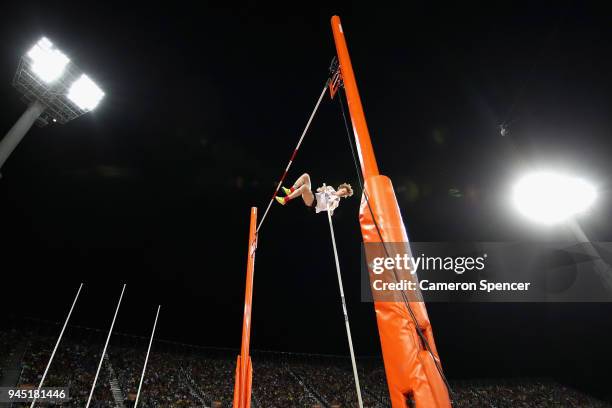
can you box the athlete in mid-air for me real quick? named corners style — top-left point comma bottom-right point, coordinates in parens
top-left (275, 173), bottom-right (353, 215)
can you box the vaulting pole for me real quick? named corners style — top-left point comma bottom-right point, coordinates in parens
top-left (30, 283), bottom-right (83, 408)
top-left (86, 284), bottom-right (126, 408)
top-left (233, 207), bottom-right (258, 408)
top-left (331, 16), bottom-right (451, 407)
top-left (257, 85), bottom-right (328, 233)
top-left (326, 201), bottom-right (364, 408)
top-left (134, 305), bottom-right (161, 408)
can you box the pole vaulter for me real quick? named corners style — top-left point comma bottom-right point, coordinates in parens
top-left (331, 16), bottom-right (451, 407)
top-left (233, 207), bottom-right (257, 408)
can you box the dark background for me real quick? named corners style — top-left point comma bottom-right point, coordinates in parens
top-left (1, 0), bottom-right (611, 400)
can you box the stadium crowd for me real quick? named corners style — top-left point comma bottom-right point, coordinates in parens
top-left (1, 326), bottom-right (610, 407)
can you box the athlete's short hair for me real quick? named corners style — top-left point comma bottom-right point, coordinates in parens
top-left (338, 183), bottom-right (354, 197)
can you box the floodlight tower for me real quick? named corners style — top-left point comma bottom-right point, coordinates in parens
top-left (512, 171), bottom-right (612, 291)
top-left (0, 37), bottom-right (104, 173)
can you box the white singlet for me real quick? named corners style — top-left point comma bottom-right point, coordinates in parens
top-left (314, 185), bottom-right (340, 215)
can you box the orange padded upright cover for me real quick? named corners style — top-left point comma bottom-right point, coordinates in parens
top-left (360, 176), bottom-right (450, 407)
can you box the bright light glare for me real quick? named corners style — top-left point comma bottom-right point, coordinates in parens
top-left (67, 74), bottom-right (105, 110)
top-left (513, 172), bottom-right (596, 225)
top-left (27, 37), bottom-right (70, 83)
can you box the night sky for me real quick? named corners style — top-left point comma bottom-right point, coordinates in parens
top-left (1, 1), bottom-right (612, 399)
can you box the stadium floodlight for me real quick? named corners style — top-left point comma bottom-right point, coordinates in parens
top-left (513, 171), bottom-right (597, 225)
top-left (68, 74), bottom-right (105, 110)
top-left (26, 37), bottom-right (70, 83)
top-left (0, 36), bottom-right (105, 174)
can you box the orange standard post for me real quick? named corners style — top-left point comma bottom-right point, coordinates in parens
top-left (331, 16), bottom-right (451, 408)
top-left (233, 207), bottom-right (258, 408)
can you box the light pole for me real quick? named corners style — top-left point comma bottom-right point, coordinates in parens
top-left (0, 37), bottom-right (104, 174)
top-left (0, 100), bottom-right (46, 169)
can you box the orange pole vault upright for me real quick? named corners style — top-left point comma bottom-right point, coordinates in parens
top-left (331, 16), bottom-right (451, 408)
top-left (233, 207), bottom-right (257, 408)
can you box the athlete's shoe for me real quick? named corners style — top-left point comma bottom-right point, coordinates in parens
top-left (281, 186), bottom-right (292, 195)
top-left (275, 196), bottom-right (287, 205)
